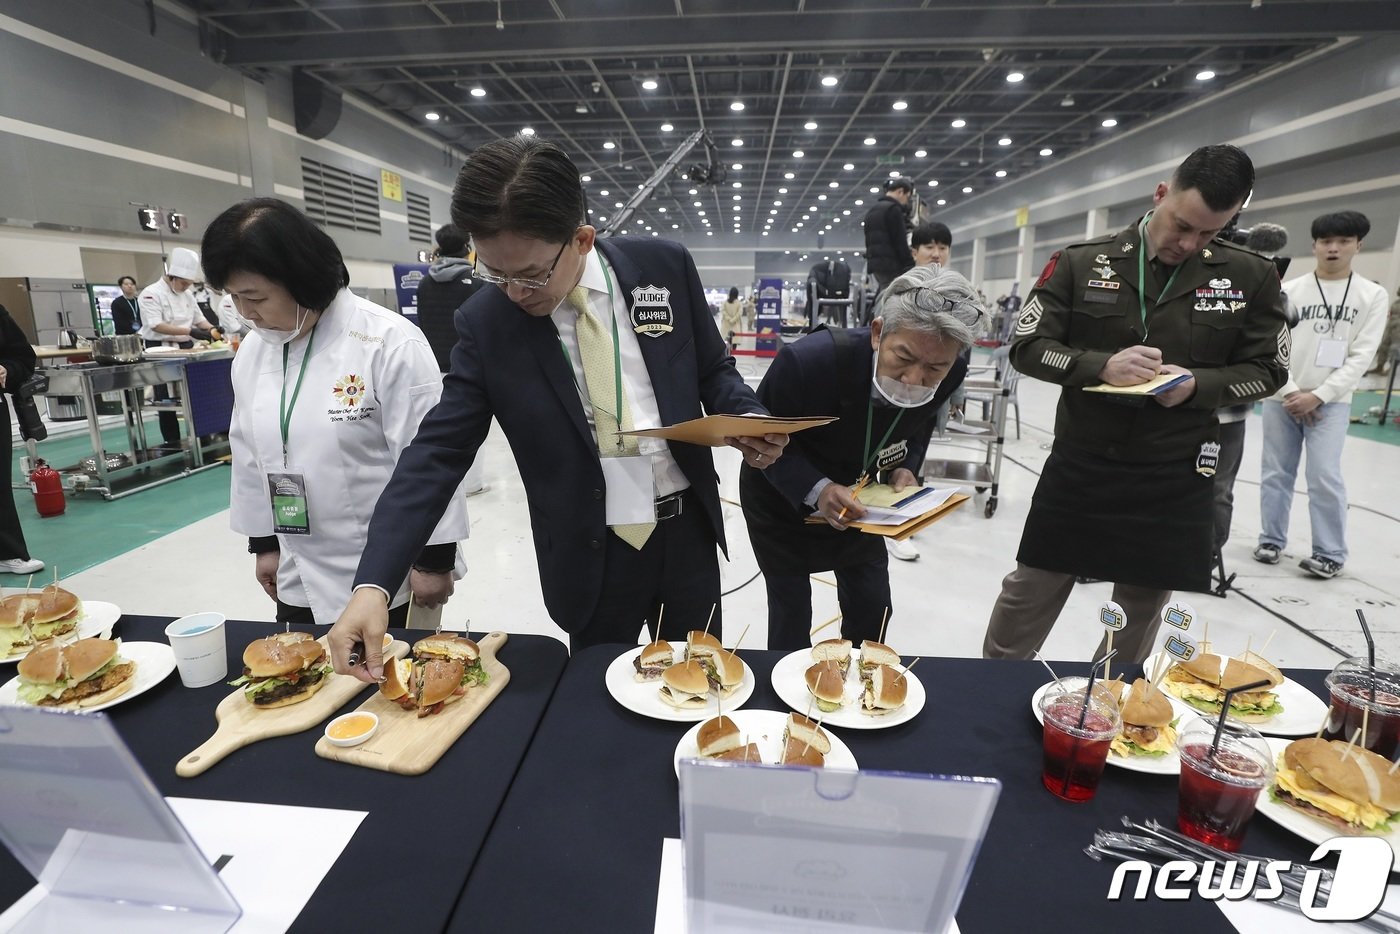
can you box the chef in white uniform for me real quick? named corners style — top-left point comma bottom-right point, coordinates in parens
top-left (203, 198), bottom-right (468, 627)
top-left (138, 247), bottom-right (216, 444)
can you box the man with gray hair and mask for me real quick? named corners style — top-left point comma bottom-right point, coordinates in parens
top-left (740, 265), bottom-right (985, 649)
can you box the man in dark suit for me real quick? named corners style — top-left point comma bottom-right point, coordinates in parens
top-left (329, 135), bottom-right (788, 672)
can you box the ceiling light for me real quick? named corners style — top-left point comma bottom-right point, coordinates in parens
top-left (730, 101), bottom-right (745, 111)
top-left (995, 170), bottom-right (1007, 178)
top-left (1061, 95), bottom-right (1075, 107)
top-left (820, 75), bottom-right (838, 87)
top-left (732, 182), bottom-right (742, 188)
top-left (804, 121), bottom-right (818, 130)
top-left (863, 137), bottom-right (877, 145)
top-left (951, 118), bottom-right (966, 128)
top-left (698, 210), bottom-right (706, 216)
top-left (927, 179), bottom-right (938, 187)
top-left (694, 200), bottom-right (701, 207)
top-left (688, 188), bottom-right (698, 195)
top-left (1196, 70), bottom-right (1216, 81)
top-left (521, 127), bottom-right (535, 136)
top-left (936, 198), bottom-right (947, 205)
top-left (707, 231), bottom-right (713, 236)
top-left (469, 86), bottom-right (486, 98)
top-left (962, 186), bottom-right (973, 193)
top-left (892, 100), bottom-right (908, 111)
top-left (614, 201), bottom-right (623, 208)
top-left (732, 195), bottom-right (741, 201)
top-left (842, 163), bottom-right (854, 171)
top-left (784, 172), bottom-right (795, 179)
top-left (854, 199), bottom-right (863, 205)
top-left (818, 194), bottom-right (827, 201)
top-left (642, 78), bottom-right (659, 90)
top-left (778, 187), bottom-right (788, 194)
top-left (661, 123), bottom-right (674, 132)
top-left (1006, 71), bottom-right (1025, 83)
top-left (575, 103), bottom-right (589, 114)
top-left (997, 137), bottom-right (1012, 146)
top-left (1101, 118), bottom-right (1118, 127)
top-left (841, 209), bottom-right (850, 216)
top-left (773, 199), bottom-right (782, 205)
top-left (598, 215), bottom-right (607, 222)
top-left (888, 171), bottom-right (901, 178)
top-left (731, 163), bottom-right (743, 170)
top-left (424, 111), bottom-right (441, 121)
top-left (828, 181), bottom-right (839, 188)
top-left (761, 231), bottom-right (769, 236)
top-left (603, 141), bottom-right (615, 149)
top-left (914, 149), bottom-right (927, 158)
top-left (1039, 147), bottom-right (1053, 156)
top-left (731, 138), bottom-right (744, 146)
top-left (869, 187), bottom-right (879, 193)
top-left (769, 209), bottom-right (777, 215)
top-left (600, 189), bottom-right (610, 196)
top-left (672, 223), bottom-right (679, 229)
top-left (658, 206), bottom-right (667, 212)
top-left (793, 150), bottom-right (805, 158)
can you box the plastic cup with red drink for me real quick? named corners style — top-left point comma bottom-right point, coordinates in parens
top-left (1322, 657), bottom-right (1400, 760)
top-left (1038, 682), bottom-right (1121, 802)
top-left (1176, 720), bottom-right (1274, 852)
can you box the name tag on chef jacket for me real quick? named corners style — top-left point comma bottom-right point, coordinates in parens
top-left (600, 455), bottom-right (656, 525)
top-left (1315, 339), bottom-right (1347, 369)
top-left (267, 469), bottom-right (312, 535)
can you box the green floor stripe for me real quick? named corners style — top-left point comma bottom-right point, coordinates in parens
top-left (7, 420), bottom-right (231, 577)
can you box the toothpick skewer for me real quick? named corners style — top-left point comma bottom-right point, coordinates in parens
top-left (809, 613), bottom-right (843, 638)
top-left (1244, 634), bottom-right (1251, 659)
top-left (1258, 630), bottom-right (1277, 656)
top-left (1105, 631), bottom-right (1114, 682)
top-left (727, 624), bottom-right (750, 659)
top-left (877, 607), bottom-right (890, 646)
top-left (702, 604), bottom-right (716, 640)
top-left (655, 603), bottom-right (665, 641)
top-left (896, 657), bottom-right (921, 684)
top-left (24, 574), bottom-right (33, 594)
top-left (1314, 710), bottom-right (1331, 740)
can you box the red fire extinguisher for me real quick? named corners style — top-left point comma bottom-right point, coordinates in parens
top-left (29, 459), bottom-right (65, 517)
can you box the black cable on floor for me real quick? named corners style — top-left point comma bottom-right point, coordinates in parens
top-left (1223, 582), bottom-right (1351, 660)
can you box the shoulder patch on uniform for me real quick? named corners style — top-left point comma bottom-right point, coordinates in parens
top-left (1014, 294), bottom-right (1044, 337)
top-left (1035, 253), bottom-right (1061, 289)
top-left (1276, 324), bottom-right (1290, 368)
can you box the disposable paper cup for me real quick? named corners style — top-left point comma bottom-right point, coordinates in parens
top-left (164, 612), bottom-right (229, 688)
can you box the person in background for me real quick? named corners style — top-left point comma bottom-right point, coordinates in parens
top-left (204, 198), bottom-right (468, 627)
top-left (719, 286), bottom-right (743, 349)
top-left (862, 177), bottom-right (915, 304)
top-left (0, 304), bottom-right (42, 575)
top-left (1255, 210), bottom-right (1389, 579)
top-left (1368, 285), bottom-right (1399, 376)
top-left (110, 276), bottom-right (142, 335)
top-left (911, 222), bottom-right (952, 269)
top-left (139, 247), bottom-right (217, 446)
top-left (417, 224), bottom-right (487, 496)
top-left (741, 266), bottom-right (981, 648)
top-left (214, 292), bottom-right (246, 343)
top-left (742, 291), bottom-right (756, 332)
top-left (190, 281), bottom-right (217, 325)
top-left (982, 144), bottom-right (1288, 664)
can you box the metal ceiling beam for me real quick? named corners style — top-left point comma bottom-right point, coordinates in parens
top-left (214, 5), bottom-right (1398, 66)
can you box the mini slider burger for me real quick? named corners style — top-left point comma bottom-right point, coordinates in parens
top-left (697, 715), bottom-right (742, 758)
top-left (860, 664), bottom-right (908, 717)
top-left (28, 586), bottom-right (82, 642)
top-left (633, 639), bottom-right (674, 682)
top-left (659, 660), bottom-right (711, 710)
top-left (0, 595), bottom-right (35, 659)
top-left (16, 637), bottom-right (136, 708)
top-left (783, 712), bottom-right (831, 756)
top-left (811, 638), bottom-right (852, 676)
top-left (1106, 678), bottom-right (1178, 757)
top-left (858, 640), bottom-right (900, 677)
top-left (781, 732), bottom-right (825, 768)
top-left (229, 631), bottom-right (332, 708)
top-left (1273, 738), bottom-right (1400, 834)
top-left (379, 632), bottom-right (486, 717)
top-left (1164, 650), bottom-right (1284, 723)
top-left (685, 630), bottom-right (724, 665)
top-left (805, 659), bottom-right (846, 713)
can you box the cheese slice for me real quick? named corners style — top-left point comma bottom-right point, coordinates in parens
top-left (1276, 767), bottom-right (1391, 830)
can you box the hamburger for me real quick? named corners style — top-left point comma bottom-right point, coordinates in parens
top-left (377, 632), bottom-right (487, 716)
top-left (1273, 738), bottom-right (1400, 834)
top-left (660, 660), bottom-right (711, 710)
top-left (1107, 677), bottom-right (1178, 757)
top-left (783, 712), bottom-right (832, 755)
top-left (16, 637), bottom-right (136, 708)
top-left (860, 664), bottom-right (908, 716)
top-left (781, 736), bottom-right (825, 767)
top-left (714, 742), bottom-right (763, 763)
top-left (411, 658), bottom-right (467, 718)
top-left (708, 651), bottom-right (745, 698)
top-left (228, 631), bottom-right (331, 708)
top-left (697, 715), bottom-right (742, 758)
top-left (686, 630), bottom-right (724, 665)
top-left (859, 640), bottom-right (900, 677)
top-left (633, 640), bottom-right (674, 682)
top-left (415, 632), bottom-right (488, 689)
top-left (811, 638), bottom-right (852, 676)
top-left (1164, 651), bottom-right (1284, 723)
top-left (29, 586), bottom-right (81, 641)
top-left (0, 595), bottom-right (35, 659)
top-left (805, 660), bottom-right (847, 713)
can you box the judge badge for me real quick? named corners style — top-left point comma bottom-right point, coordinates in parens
top-left (1195, 441), bottom-right (1220, 477)
top-left (629, 285), bottom-right (675, 338)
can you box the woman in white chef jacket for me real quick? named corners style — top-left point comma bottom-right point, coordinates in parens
top-left (202, 198), bottom-right (468, 627)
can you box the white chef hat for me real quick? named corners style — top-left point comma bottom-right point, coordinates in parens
top-left (166, 247), bottom-right (202, 281)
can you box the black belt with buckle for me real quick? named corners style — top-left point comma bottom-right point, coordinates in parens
top-left (655, 490), bottom-right (687, 521)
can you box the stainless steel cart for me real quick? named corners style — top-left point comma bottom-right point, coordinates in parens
top-left (922, 354), bottom-right (1014, 518)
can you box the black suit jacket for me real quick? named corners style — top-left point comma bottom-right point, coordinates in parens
top-left (354, 237), bottom-right (766, 633)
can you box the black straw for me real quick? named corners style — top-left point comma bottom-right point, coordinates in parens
top-left (1059, 648), bottom-right (1118, 798)
top-left (1357, 609), bottom-right (1376, 704)
top-left (1211, 678), bottom-right (1271, 758)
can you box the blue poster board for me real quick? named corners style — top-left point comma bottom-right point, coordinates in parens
top-left (393, 263), bottom-right (431, 319)
top-left (755, 277), bottom-right (783, 355)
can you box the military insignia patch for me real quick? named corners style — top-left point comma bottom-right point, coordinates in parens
top-left (1276, 324), bottom-right (1291, 368)
top-left (1209, 278), bottom-right (1231, 289)
top-left (629, 285), bottom-right (674, 337)
top-left (1035, 252), bottom-right (1061, 289)
top-left (1014, 295), bottom-right (1044, 336)
top-left (1087, 279), bottom-right (1120, 290)
top-left (1092, 264), bottom-right (1116, 281)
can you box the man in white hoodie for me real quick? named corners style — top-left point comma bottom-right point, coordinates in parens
top-left (1255, 210), bottom-right (1389, 578)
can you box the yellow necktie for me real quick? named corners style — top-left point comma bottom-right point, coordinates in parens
top-left (567, 286), bottom-right (654, 549)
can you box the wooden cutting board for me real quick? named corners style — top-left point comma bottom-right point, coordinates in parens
top-left (176, 637), bottom-right (411, 777)
top-left (313, 631), bottom-right (510, 775)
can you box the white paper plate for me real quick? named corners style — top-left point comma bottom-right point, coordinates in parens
top-left (673, 709), bottom-right (858, 776)
top-left (1144, 652), bottom-right (1329, 737)
top-left (1253, 737), bottom-right (1400, 863)
top-left (0, 600), bottom-right (121, 665)
top-left (1030, 677), bottom-right (1209, 775)
top-left (769, 648), bottom-right (925, 729)
top-left (0, 641), bottom-right (176, 712)
top-left (605, 645), bottom-right (755, 722)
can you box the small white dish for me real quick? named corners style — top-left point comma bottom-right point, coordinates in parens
top-left (324, 711), bottom-right (379, 747)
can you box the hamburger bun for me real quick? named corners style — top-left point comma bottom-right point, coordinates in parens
top-left (805, 660), bottom-right (846, 710)
top-left (0, 594), bottom-right (33, 629)
top-left (686, 630), bottom-right (724, 662)
top-left (243, 636), bottom-right (316, 679)
top-left (660, 660), bottom-right (710, 709)
top-left (711, 651), bottom-right (745, 695)
top-left (697, 715), bottom-right (742, 757)
top-left (781, 736), bottom-right (825, 767)
top-left (861, 664), bottom-right (908, 716)
top-left (1121, 678), bottom-right (1174, 728)
top-left (16, 641), bottom-right (64, 684)
top-left (378, 657), bottom-right (414, 702)
top-left (32, 586), bottom-right (80, 625)
top-left (859, 640), bottom-right (900, 671)
top-left (639, 640), bottom-right (673, 667)
top-left (1342, 743), bottom-right (1400, 812)
top-left (784, 712), bottom-right (832, 755)
top-left (415, 632), bottom-right (480, 663)
top-left (415, 658), bottom-right (466, 714)
top-left (811, 638), bottom-right (852, 673)
top-left (714, 742), bottom-right (762, 763)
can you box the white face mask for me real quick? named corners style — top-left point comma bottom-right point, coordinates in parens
top-left (250, 305), bottom-right (311, 347)
top-left (871, 348), bottom-right (939, 408)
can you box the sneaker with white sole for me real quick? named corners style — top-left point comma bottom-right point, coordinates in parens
top-left (1299, 554), bottom-right (1342, 579)
top-left (885, 538), bottom-right (920, 562)
top-left (0, 557), bottom-right (44, 575)
top-left (1253, 543), bottom-right (1281, 565)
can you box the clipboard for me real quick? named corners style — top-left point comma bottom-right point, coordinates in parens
top-left (805, 492), bottom-right (970, 540)
top-left (1082, 372), bottom-right (1191, 396)
top-left (621, 413), bottom-right (835, 447)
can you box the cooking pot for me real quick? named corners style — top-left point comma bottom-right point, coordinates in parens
top-left (91, 334), bottom-right (144, 365)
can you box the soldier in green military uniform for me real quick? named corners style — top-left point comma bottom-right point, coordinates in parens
top-left (983, 144), bottom-right (1291, 664)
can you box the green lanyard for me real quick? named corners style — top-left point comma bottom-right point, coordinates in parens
top-left (859, 396), bottom-right (906, 484)
top-left (557, 261), bottom-right (625, 450)
top-left (278, 323), bottom-right (319, 466)
top-left (1136, 212), bottom-right (1182, 340)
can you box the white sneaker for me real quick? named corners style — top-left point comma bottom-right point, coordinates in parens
top-left (885, 538), bottom-right (920, 562)
top-left (0, 558), bottom-right (44, 575)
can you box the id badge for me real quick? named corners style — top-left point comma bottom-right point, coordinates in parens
top-left (600, 455), bottom-right (655, 525)
top-left (1314, 338), bottom-right (1347, 369)
top-left (267, 469), bottom-right (312, 535)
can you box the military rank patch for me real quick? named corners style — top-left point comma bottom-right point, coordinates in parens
top-left (1040, 349), bottom-right (1072, 370)
top-left (1087, 279), bottom-right (1120, 290)
top-left (1035, 252), bottom-right (1061, 289)
top-left (1276, 324), bottom-right (1291, 368)
top-left (1227, 380), bottom-right (1268, 398)
top-left (1014, 295), bottom-right (1044, 336)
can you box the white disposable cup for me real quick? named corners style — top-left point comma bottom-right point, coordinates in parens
top-left (164, 612), bottom-right (229, 688)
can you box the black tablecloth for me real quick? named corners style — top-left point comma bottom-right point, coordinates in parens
top-left (0, 616), bottom-right (568, 933)
top-left (450, 645), bottom-right (1335, 934)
